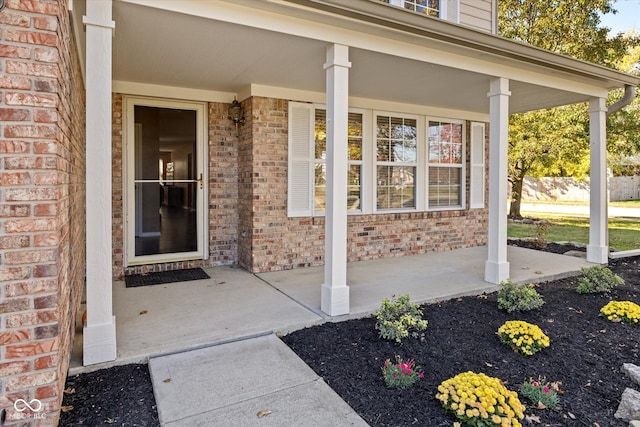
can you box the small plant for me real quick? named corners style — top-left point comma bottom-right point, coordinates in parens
top-left (497, 320), bottom-right (550, 356)
top-left (519, 377), bottom-right (560, 409)
top-left (436, 371), bottom-right (525, 427)
top-left (381, 355), bottom-right (424, 389)
top-left (576, 265), bottom-right (624, 294)
top-left (497, 280), bottom-right (545, 313)
top-left (374, 294), bottom-right (428, 343)
top-left (600, 300), bottom-right (640, 324)
top-left (534, 221), bottom-right (550, 248)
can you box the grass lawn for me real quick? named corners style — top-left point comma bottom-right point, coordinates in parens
top-left (508, 214), bottom-right (640, 251)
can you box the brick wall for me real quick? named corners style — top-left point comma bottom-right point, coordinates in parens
top-left (242, 97), bottom-right (489, 272)
top-left (0, 0), bottom-right (86, 425)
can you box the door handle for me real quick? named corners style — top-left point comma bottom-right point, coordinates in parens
top-left (198, 173), bottom-right (203, 189)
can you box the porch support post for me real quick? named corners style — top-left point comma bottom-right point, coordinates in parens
top-left (83, 1), bottom-right (117, 365)
top-left (321, 44), bottom-right (351, 316)
top-left (485, 77), bottom-right (511, 284)
top-left (587, 97), bottom-right (608, 263)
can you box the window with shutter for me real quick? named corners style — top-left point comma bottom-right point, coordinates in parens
top-left (287, 102), bottom-right (314, 217)
top-left (469, 122), bottom-right (485, 209)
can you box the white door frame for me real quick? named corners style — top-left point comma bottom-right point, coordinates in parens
top-left (123, 96), bottom-right (209, 266)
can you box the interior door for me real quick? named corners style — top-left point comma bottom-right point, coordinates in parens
top-left (125, 97), bottom-right (207, 266)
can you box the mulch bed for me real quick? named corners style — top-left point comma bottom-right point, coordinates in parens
top-left (282, 255), bottom-right (640, 426)
top-left (60, 250), bottom-right (639, 427)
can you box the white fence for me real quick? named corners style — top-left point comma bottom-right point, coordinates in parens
top-left (518, 176), bottom-right (640, 202)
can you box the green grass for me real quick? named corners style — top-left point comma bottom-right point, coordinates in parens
top-left (508, 214), bottom-right (640, 252)
top-left (521, 199), bottom-right (640, 208)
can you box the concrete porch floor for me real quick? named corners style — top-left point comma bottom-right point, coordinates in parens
top-left (70, 245), bottom-right (593, 374)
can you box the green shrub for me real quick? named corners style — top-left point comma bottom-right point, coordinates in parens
top-left (576, 265), bottom-right (624, 294)
top-left (374, 294), bottom-right (427, 343)
top-left (497, 280), bottom-right (545, 313)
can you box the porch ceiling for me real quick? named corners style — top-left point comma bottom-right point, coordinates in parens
top-left (112, 1), bottom-right (599, 114)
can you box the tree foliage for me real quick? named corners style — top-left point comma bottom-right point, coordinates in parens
top-left (499, 0), bottom-right (640, 217)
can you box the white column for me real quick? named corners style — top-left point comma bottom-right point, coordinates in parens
top-left (321, 44), bottom-right (351, 316)
top-left (485, 77), bottom-right (511, 284)
top-left (587, 97), bottom-right (608, 263)
top-left (83, 1), bottom-right (117, 365)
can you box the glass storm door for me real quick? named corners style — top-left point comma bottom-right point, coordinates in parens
top-left (125, 98), bottom-right (207, 266)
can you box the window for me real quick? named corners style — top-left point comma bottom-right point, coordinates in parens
top-left (314, 110), bottom-right (363, 212)
top-left (428, 120), bottom-right (463, 208)
top-left (287, 102), bottom-right (477, 217)
top-left (375, 115), bottom-right (417, 210)
top-left (383, 0), bottom-right (441, 17)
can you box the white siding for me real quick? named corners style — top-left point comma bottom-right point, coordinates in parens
top-left (459, 0), bottom-right (494, 33)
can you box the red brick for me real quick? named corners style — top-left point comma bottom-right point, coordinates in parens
top-left (0, 360), bottom-right (30, 377)
top-left (5, 91), bottom-right (57, 107)
top-left (35, 384), bottom-right (58, 399)
top-left (34, 233), bottom-right (58, 247)
top-left (0, 235), bottom-right (30, 249)
top-left (0, 391), bottom-right (29, 409)
top-left (35, 323), bottom-right (58, 339)
top-left (0, 140), bottom-right (31, 153)
top-left (5, 29), bottom-right (57, 47)
top-left (34, 294), bottom-right (57, 309)
top-left (5, 60), bottom-right (58, 78)
top-left (6, 279), bottom-right (56, 296)
top-left (0, 266), bottom-right (30, 281)
top-left (33, 78), bottom-right (55, 92)
top-left (0, 297), bottom-right (30, 314)
top-left (34, 263), bottom-right (57, 277)
top-left (0, 108), bottom-right (30, 121)
top-left (33, 109), bottom-right (57, 123)
top-left (4, 249), bottom-right (57, 265)
top-left (0, 329), bottom-right (30, 345)
top-left (34, 171), bottom-right (57, 185)
top-left (5, 369), bottom-right (57, 390)
top-left (34, 47), bottom-right (58, 63)
top-left (33, 16), bottom-right (57, 31)
top-left (4, 124), bottom-right (57, 139)
top-left (0, 204), bottom-right (30, 217)
top-left (0, 75), bottom-right (31, 90)
top-left (0, 10), bottom-right (31, 27)
top-left (5, 218), bottom-right (57, 232)
top-left (33, 203), bottom-right (57, 216)
top-left (5, 309), bottom-right (57, 328)
top-left (0, 172), bottom-right (32, 186)
top-left (7, 0), bottom-right (60, 15)
top-left (5, 188), bottom-right (58, 202)
top-left (4, 156), bottom-right (57, 169)
top-left (0, 43), bottom-right (32, 59)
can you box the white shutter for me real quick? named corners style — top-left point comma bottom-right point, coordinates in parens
top-left (470, 122), bottom-right (485, 209)
top-left (287, 102), bottom-right (314, 217)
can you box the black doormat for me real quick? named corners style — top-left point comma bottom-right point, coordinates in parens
top-left (125, 268), bottom-right (210, 288)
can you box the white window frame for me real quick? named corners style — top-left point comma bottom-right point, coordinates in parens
top-left (426, 117), bottom-right (466, 211)
top-left (373, 111), bottom-right (421, 213)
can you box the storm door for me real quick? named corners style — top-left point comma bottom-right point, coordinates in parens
top-left (125, 97), bottom-right (207, 266)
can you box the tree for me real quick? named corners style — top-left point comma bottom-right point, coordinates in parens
top-left (499, 0), bottom-right (638, 217)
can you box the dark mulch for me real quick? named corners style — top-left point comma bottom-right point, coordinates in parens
top-left (59, 364), bottom-right (159, 426)
top-left (60, 251), bottom-right (639, 427)
top-left (282, 255), bottom-right (640, 427)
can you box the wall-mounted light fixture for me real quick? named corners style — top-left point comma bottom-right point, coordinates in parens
top-left (229, 97), bottom-right (245, 135)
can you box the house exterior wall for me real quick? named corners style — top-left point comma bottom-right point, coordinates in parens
top-left (240, 97), bottom-right (489, 272)
top-left (0, 0), bottom-right (86, 425)
top-left (112, 96), bottom-right (240, 276)
top-left (459, 0), bottom-right (494, 33)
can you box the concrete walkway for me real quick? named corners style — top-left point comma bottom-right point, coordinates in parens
top-left (149, 334), bottom-right (368, 426)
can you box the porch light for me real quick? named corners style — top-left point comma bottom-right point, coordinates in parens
top-left (229, 97), bottom-right (245, 135)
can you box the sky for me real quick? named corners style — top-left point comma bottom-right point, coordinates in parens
top-left (600, 0), bottom-right (640, 35)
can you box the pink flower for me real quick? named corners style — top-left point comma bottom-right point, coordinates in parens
top-left (543, 387), bottom-right (550, 393)
top-left (419, 372), bottom-right (424, 378)
top-left (532, 381), bottom-right (539, 387)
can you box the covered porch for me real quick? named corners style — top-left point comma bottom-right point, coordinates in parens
top-left (70, 245), bottom-right (592, 373)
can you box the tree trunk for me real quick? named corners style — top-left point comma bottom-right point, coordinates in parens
top-left (509, 175), bottom-right (524, 218)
